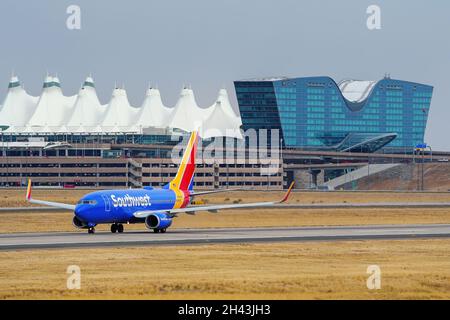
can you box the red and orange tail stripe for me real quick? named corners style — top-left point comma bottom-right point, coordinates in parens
top-left (170, 131), bottom-right (199, 208)
top-left (26, 179), bottom-right (32, 200)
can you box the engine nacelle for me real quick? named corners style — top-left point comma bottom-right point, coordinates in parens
top-left (72, 216), bottom-right (89, 229)
top-left (145, 213), bottom-right (173, 230)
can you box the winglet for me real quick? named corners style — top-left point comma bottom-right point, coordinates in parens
top-left (279, 182), bottom-right (295, 203)
top-left (26, 179), bottom-right (32, 201)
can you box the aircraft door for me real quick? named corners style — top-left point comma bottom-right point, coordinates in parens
top-left (102, 194), bottom-right (111, 212)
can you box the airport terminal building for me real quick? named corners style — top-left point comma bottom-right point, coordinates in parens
top-left (0, 75), bottom-right (282, 189)
top-left (0, 74), bottom-right (436, 189)
top-left (234, 76), bottom-right (433, 153)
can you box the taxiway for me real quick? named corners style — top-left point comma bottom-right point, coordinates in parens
top-left (1, 224), bottom-right (450, 250)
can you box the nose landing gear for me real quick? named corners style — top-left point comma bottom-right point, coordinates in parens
top-left (88, 227), bottom-right (95, 234)
top-left (111, 223), bottom-right (124, 233)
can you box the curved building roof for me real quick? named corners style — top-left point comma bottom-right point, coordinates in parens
top-left (338, 80), bottom-right (377, 103)
top-left (336, 132), bottom-right (398, 153)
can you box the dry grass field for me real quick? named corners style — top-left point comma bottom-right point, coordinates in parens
top-left (1, 239), bottom-right (449, 300)
top-left (1, 189), bottom-right (450, 233)
top-left (2, 188), bottom-right (450, 208)
top-left (1, 189), bottom-right (450, 299)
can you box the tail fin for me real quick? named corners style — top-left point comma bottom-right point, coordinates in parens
top-left (26, 179), bottom-right (32, 201)
top-left (170, 131), bottom-right (199, 191)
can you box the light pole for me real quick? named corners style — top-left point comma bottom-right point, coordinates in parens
top-left (421, 147), bottom-right (424, 191)
top-left (421, 108), bottom-right (428, 191)
top-left (367, 154), bottom-right (370, 183)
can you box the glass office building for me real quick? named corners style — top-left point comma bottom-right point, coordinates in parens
top-left (234, 76), bottom-right (433, 152)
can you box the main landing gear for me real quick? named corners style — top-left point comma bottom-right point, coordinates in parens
top-left (153, 228), bottom-right (167, 233)
top-left (111, 223), bottom-right (124, 233)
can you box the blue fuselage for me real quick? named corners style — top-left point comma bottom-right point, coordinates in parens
top-left (74, 188), bottom-right (183, 227)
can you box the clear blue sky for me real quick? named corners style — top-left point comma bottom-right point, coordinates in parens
top-left (0, 0), bottom-right (448, 149)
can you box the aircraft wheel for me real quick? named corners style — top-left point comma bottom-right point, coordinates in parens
top-left (117, 224), bottom-right (124, 233)
top-left (111, 224), bottom-right (117, 233)
top-left (88, 227), bottom-right (95, 234)
top-left (160, 229), bottom-right (167, 233)
top-left (153, 229), bottom-right (160, 233)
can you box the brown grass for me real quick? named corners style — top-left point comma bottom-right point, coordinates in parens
top-left (357, 163), bottom-right (450, 191)
top-left (1, 239), bottom-right (450, 299)
top-left (2, 190), bottom-right (450, 299)
top-left (2, 188), bottom-right (450, 208)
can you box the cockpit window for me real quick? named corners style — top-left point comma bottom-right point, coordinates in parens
top-left (77, 200), bottom-right (97, 205)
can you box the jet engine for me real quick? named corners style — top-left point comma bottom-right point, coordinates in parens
top-left (72, 216), bottom-right (89, 229)
top-left (145, 213), bottom-right (173, 231)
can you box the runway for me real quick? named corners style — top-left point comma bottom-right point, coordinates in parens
top-left (1, 224), bottom-right (450, 250)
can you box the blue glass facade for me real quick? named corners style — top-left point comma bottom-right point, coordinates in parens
top-left (234, 77), bottom-right (433, 152)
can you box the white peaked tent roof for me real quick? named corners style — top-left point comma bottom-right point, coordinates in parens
top-left (136, 88), bottom-right (174, 128)
top-left (201, 90), bottom-right (243, 139)
top-left (201, 102), bottom-right (243, 139)
top-left (0, 76), bottom-right (38, 128)
top-left (66, 77), bottom-right (106, 133)
top-left (169, 88), bottom-right (214, 132)
top-left (214, 89), bottom-right (242, 126)
top-left (26, 76), bottom-right (76, 131)
top-left (0, 75), bottom-right (243, 137)
top-left (101, 87), bottom-right (140, 133)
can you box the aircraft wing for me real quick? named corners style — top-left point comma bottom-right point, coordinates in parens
top-left (25, 179), bottom-right (76, 211)
top-left (189, 188), bottom-right (244, 196)
top-left (134, 182), bottom-right (294, 218)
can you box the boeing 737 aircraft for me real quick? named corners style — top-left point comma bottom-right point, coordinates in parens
top-left (26, 131), bottom-right (294, 234)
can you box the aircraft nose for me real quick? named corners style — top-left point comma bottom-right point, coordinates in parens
top-left (74, 205), bottom-right (90, 221)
